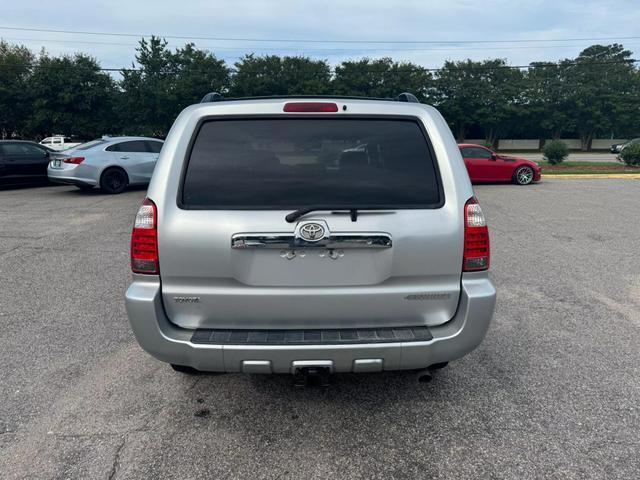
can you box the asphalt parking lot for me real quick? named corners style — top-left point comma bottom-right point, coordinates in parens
top-left (1, 180), bottom-right (639, 479)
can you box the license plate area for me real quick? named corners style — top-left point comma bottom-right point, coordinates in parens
top-left (53, 159), bottom-right (61, 168)
top-left (230, 247), bottom-right (392, 286)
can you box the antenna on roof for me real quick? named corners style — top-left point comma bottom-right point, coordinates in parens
top-left (201, 92), bottom-right (223, 103)
top-left (396, 92), bottom-right (420, 103)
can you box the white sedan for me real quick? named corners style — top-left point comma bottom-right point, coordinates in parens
top-left (48, 136), bottom-right (164, 193)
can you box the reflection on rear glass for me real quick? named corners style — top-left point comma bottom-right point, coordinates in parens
top-left (183, 118), bottom-right (441, 208)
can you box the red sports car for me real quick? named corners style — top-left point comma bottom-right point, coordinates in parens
top-left (458, 144), bottom-right (541, 185)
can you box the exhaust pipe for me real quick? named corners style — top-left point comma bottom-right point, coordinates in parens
top-left (415, 362), bottom-right (449, 383)
top-left (415, 368), bottom-right (433, 383)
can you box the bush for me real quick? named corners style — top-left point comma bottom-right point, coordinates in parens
top-left (618, 143), bottom-right (640, 166)
top-left (543, 140), bottom-right (569, 165)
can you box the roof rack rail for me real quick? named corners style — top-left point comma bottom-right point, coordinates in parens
top-left (200, 92), bottom-right (223, 103)
top-left (396, 92), bottom-right (420, 103)
top-left (199, 92), bottom-right (421, 104)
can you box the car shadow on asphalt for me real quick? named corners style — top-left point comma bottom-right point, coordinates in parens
top-left (50, 184), bottom-right (148, 196)
top-left (0, 181), bottom-right (58, 191)
top-left (191, 368), bottom-right (459, 403)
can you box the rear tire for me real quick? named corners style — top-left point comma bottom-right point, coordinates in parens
top-left (513, 166), bottom-right (534, 185)
top-left (100, 167), bottom-right (128, 194)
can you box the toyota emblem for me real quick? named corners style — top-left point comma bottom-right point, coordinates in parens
top-left (299, 223), bottom-right (325, 242)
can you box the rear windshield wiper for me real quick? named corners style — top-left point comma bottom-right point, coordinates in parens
top-left (286, 207), bottom-right (361, 223)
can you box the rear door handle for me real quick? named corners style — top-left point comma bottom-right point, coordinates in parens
top-left (120, 156), bottom-right (130, 160)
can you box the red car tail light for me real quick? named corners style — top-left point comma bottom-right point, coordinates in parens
top-left (463, 197), bottom-right (490, 271)
top-left (63, 156), bottom-right (85, 164)
top-left (283, 102), bottom-right (339, 113)
top-left (131, 198), bottom-right (159, 274)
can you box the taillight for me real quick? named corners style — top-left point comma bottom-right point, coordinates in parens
top-left (283, 102), bottom-right (338, 113)
top-left (463, 197), bottom-right (490, 271)
top-left (63, 156), bottom-right (85, 164)
top-left (131, 198), bottom-right (159, 274)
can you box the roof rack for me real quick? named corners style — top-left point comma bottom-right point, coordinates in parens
top-left (396, 92), bottom-right (420, 103)
top-left (200, 92), bottom-right (420, 104)
top-left (200, 92), bottom-right (224, 102)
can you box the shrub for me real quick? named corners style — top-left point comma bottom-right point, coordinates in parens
top-left (482, 140), bottom-right (494, 149)
top-left (618, 143), bottom-right (640, 166)
top-left (543, 140), bottom-right (569, 165)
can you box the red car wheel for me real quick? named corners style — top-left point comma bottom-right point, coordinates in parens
top-left (514, 166), bottom-right (534, 185)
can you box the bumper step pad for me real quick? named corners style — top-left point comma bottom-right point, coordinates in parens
top-left (191, 326), bottom-right (432, 345)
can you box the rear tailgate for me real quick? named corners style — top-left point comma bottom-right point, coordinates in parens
top-left (159, 114), bottom-right (462, 330)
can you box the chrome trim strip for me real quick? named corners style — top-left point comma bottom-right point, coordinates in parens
top-left (231, 233), bottom-right (392, 249)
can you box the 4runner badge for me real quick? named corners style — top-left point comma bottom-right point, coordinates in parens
top-left (173, 296), bottom-right (200, 303)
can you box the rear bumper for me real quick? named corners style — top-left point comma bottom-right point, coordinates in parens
top-left (47, 165), bottom-right (97, 187)
top-left (125, 272), bottom-right (496, 373)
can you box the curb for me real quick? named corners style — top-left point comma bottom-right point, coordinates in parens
top-left (543, 174), bottom-right (640, 179)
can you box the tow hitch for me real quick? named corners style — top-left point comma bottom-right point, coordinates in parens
top-left (292, 361), bottom-right (333, 387)
top-left (293, 366), bottom-right (331, 387)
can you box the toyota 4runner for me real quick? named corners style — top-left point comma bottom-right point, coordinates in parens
top-left (125, 93), bottom-right (496, 380)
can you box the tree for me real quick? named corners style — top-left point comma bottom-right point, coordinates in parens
top-left (171, 43), bottom-right (231, 102)
top-left (27, 53), bottom-right (117, 139)
top-left (119, 37), bottom-right (230, 137)
top-left (525, 61), bottom-right (576, 139)
top-left (0, 41), bottom-right (34, 138)
top-left (433, 60), bottom-right (481, 141)
top-left (609, 67), bottom-right (640, 139)
top-left (475, 60), bottom-right (524, 147)
top-left (567, 44), bottom-right (638, 150)
top-left (1, 37), bottom-right (638, 147)
top-left (332, 58), bottom-right (431, 101)
top-left (230, 55), bottom-right (331, 97)
top-left (433, 59), bottom-right (523, 145)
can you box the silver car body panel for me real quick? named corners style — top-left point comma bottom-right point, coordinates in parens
top-left (47, 136), bottom-right (163, 187)
top-left (125, 97), bottom-right (496, 371)
top-left (125, 271), bottom-right (495, 373)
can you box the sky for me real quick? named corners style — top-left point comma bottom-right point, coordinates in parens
top-left (1, 0), bottom-right (639, 71)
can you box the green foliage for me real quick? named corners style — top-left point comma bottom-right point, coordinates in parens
top-left (0, 38), bottom-right (638, 144)
top-left (27, 53), bottom-right (117, 139)
top-left (526, 61), bottom-right (576, 139)
top-left (543, 140), bottom-right (570, 164)
top-left (231, 55), bottom-right (331, 97)
top-left (333, 58), bottom-right (431, 101)
top-left (119, 37), bottom-right (230, 137)
top-left (524, 46), bottom-right (640, 144)
top-left (433, 59), bottom-right (523, 142)
top-left (568, 44), bottom-right (639, 150)
top-left (618, 143), bottom-right (640, 166)
top-left (0, 41), bottom-right (34, 137)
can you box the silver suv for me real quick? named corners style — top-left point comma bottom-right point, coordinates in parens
top-left (125, 94), bottom-right (496, 381)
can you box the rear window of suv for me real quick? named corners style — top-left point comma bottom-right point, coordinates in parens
top-left (181, 118), bottom-right (442, 209)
